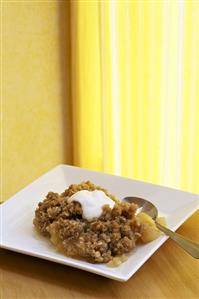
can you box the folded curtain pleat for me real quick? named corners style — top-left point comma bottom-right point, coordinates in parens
top-left (71, 0), bottom-right (199, 194)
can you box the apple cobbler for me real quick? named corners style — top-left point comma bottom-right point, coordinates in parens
top-left (33, 181), bottom-right (161, 264)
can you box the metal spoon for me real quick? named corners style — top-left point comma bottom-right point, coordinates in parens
top-left (123, 196), bottom-right (199, 259)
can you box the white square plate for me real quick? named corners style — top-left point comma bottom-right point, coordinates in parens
top-left (0, 165), bottom-right (198, 281)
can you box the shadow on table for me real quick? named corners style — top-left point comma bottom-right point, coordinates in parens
top-left (0, 249), bottom-right (122, 298)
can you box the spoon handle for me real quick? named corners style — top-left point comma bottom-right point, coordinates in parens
top-left (155, 222), bottom-right (199, 259)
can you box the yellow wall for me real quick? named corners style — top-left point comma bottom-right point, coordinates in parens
top-left (2, 1), bottom-right (198, 201)
top-left (1, 1), bottom-right (72, 201)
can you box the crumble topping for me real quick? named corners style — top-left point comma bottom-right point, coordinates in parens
top-left (33, 181), bottom-right (159, 264)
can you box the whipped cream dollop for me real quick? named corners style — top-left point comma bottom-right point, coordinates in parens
top-left (68, 190), bottom-right (115, 220)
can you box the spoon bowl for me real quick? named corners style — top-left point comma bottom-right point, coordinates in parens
top-left (123, 196), bottom-right (199, 259)
top-left (123, 196), bottom-right (158, 220)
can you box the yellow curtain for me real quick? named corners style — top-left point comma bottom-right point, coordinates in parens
top-left (71, 0), bottom-right (198, 194)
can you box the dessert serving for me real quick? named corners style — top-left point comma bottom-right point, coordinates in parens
top-left (33, 181), bottom-right (161, 265)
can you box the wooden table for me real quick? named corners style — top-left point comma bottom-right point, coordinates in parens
top-left (1, 211), bottom-right (199, 299)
